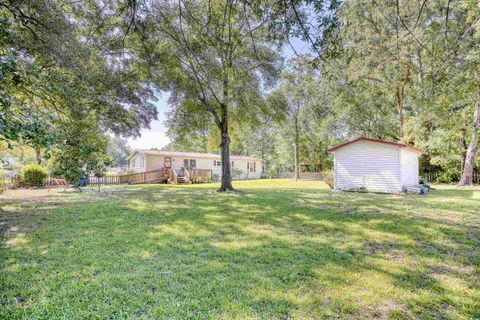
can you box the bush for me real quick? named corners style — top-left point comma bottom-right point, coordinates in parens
top-left (322, 170), bottom-right (334, 189)
top-left (436, 169), bottom-right (460, 183)
top-left (23, 164), bottom-right (49, 186)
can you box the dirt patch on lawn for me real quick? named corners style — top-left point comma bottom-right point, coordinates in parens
top-left (0, 186), bottom-right (147, 238)
top-left (0, 186), bottom-right (142, 204)
top-left (1, 188), bottom-right (99, 239)
top-left (0, 188), bottom-right (73, 204)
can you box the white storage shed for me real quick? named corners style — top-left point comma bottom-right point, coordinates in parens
top-left (328, 138), bottom-right (422, 193)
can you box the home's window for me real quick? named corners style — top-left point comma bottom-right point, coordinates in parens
top-left (139, 156), bottom-right (144, 167)
top-left (132, 159), bottom-right (136, 167)
top-left (184, 159), bottom-right (196, 169)
top-left (214, 160), bottom-right (221, 167)
top-left (247, 161), bottom-right (256, 172)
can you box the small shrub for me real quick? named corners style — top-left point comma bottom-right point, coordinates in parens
top-left (436, 170), bottom-right (459, 183)
top-left (23, 164), bottom-right (49, 186)
top-left (322, 170), bottom-right (334, 189)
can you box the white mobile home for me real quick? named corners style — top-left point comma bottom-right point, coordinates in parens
top-left (127, 150), bottom-right (262, 181)
top-left (328, 138), bottom-right (421, 193)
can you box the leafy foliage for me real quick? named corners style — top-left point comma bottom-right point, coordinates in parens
top-left (51, 116), bottom-right (112, 183)
top-left (2, 0), bottom-right (479, 186)
top-left (130, 0), bottom-right (285, 190)
top-left (107, 136), bottom-right (132, 167)
top-left (22, 164), bottom-right (48, 186)
top-left (0, 0), bottom-right (158, 169)
top-left (315, 0), bottom-right (480, 183)
top-left (322, 169), bottom-right (334, 189)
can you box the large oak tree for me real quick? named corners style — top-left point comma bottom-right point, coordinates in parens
top-left (130, 0), bottom-right (282, 191)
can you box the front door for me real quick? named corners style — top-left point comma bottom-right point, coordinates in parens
top-left (164, 157), bottom-right (172, 169)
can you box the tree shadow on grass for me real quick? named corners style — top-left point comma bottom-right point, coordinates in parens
top-left (0, 184), bottom-right (479, 319)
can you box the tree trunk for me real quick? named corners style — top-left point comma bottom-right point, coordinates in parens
top-left (395, 63), bottom-right (411, 140)
top-left (294, 116), bottom-right (300, 180)
top-left (458, 82), bottom-right (480, 186)
top-left (35, 146), bottom-right (42, 165)
top-left (218, 105), bottom-right (234, 192)
top-left (395, 85), bottom-right (405, 140)
top-left (260, 137), bottom-right (266, 176)
top-left (459, 128), bottom-right (468, 174)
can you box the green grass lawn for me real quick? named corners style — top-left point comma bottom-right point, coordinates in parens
top-left (1, 180), bottom-right (479, 319)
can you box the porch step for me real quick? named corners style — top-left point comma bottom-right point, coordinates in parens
top-left (177, 177), bottom-right (188, 184)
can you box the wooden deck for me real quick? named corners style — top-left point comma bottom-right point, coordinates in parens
top-left (5, 167), bottom-right (213, 189)
top-left (167, 168), bottom-right (213, 184)
top-left (85, 169), bottom-right (169, 185)
top-left (86, 168), bottom-right (212, 186)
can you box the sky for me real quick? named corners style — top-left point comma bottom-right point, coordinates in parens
top-left (128, 94), bottom-right (171, 150)
top-left (128, 38), bottom-right (311, 150)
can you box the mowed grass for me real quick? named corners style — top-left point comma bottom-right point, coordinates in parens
top-left (0, 180), bottom-right (479, 319)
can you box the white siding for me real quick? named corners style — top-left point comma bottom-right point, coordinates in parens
top-left (128, 153), bottom-right (146, 172)
top-left (171, 157), bottom-right (214, 172)
top-left (334, 141), bottom-right (402, 193)
top-left (145, 155), bottom-right (165, 171)
top-left (399, 149), bottom-right (419, 190)
top-left (136, 154), bottom-right (262, 180)
top-left (172, 157), bottom-right (262, 180)
top-left (235, 160), bottom-right (262, 180)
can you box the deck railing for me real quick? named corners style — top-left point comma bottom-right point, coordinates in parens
top-left (74, 169), bottom-right (169, 186)
top-left (116, 169), bottom-right (168, 185)
top-left (183, 168), bottom-right (191, 183)
top-left (186, 168), bottom-right (213, 181)
top-left (3, 167), bottom-right (216, 189)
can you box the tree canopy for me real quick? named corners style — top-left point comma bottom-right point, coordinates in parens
top-left (1, 0), bottom-right (479, 187)
top-left (1, 0), bottom-right (160, 178)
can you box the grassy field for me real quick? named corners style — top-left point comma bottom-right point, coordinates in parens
top-left (0, 180), bottom-right (479, 319)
